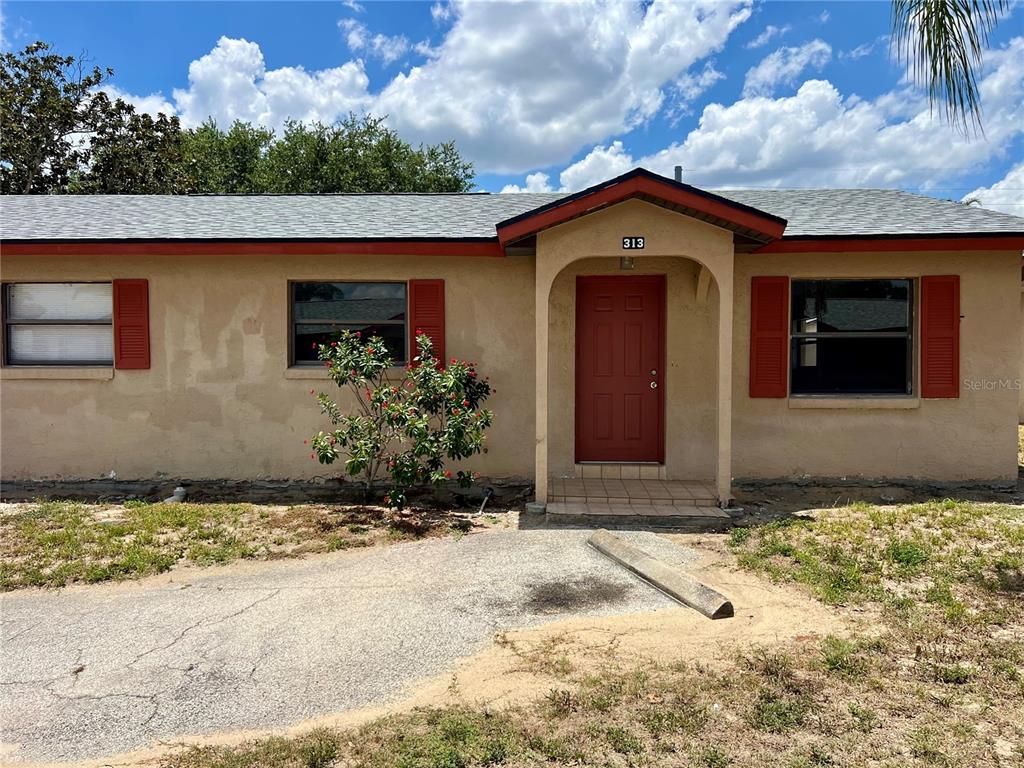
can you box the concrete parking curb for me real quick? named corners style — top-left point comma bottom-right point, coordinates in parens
top-left (588, 529), bottom-right (734, 619)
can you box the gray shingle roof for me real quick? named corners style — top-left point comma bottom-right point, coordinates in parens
top-left (1, 187), bottom-right (1021, 241)
top-left (0, 193), bottom-right (562, 241)
top-left (716, 188), bottom-right (1024, 237)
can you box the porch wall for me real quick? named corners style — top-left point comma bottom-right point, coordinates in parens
top-left (546, 256), bottom-right (718, 480)
top-left (732, 250), bottom-right (1021, 483)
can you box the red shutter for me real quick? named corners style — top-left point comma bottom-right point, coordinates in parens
top-left (749, 276), bottom-right (789, 398)
top-left (920, 275), bottom-right (960, 398)
top-left (408, 279), bottom-right (445, 366)
top-left (113, 279), bottom-right (150, 370)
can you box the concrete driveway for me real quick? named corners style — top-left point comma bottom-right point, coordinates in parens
top-left (0, 528), bottom-right (688, 763)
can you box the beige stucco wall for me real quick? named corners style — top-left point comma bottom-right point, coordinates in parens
top-left (2, 203), bottom-right (1020, 487)
top-left (733, 250), bottom-right (1021, 483)
top-left (0, 253), bottom-right (537, 481)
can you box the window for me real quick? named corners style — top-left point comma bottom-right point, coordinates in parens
top-left (790, 279), bottom-right (913, 395)
top-left (3, 283), bottom-right (113, 366)
top-left (291, 282), bottom-right (407, 365)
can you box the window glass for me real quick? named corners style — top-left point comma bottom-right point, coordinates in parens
top-left (791, 279), bottom-right (910, 334)
top-left (292, 282), bottom-right (407, 364)
top-left (8, 325), bottom-right (113, 364)
top-left (790, 279), bottom-right (912, 396)
top-left (7, 283), bottom-right (113, 321)
top-left (4, 283), bottom-right (113, 366)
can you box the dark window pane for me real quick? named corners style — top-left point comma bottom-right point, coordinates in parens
top-left (792, 279), bottom-right (910, 334)
top-left (791, 337), bottom-right (910, 394)
top-left (294, 323), bottom-right (406, 364)
top-left (293, 283), bottom-right (406, 323)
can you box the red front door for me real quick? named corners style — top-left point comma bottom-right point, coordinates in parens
top-left (575, 275), bottom-right (665, 463)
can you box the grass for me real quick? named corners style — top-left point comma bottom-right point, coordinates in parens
top-left (0, 500), bottom-right (488, 590)
top-left (161, 498), bottom-right (1024, 768)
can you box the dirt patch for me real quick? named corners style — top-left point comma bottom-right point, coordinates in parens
top-left (523, 578), bottom-right (631, 614)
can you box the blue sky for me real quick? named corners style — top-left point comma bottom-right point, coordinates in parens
top-left (2, 1), bottom-right (1022, 212)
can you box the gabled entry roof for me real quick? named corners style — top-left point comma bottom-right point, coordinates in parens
top-left (495, 168), bottom-right (788, 247)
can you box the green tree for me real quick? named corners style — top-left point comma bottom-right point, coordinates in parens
top-left (1, 43), bottom-right (474, 194)
top-left (179, 120), bottom-right (274, 193)
top-left (77, 100), bottom-right (187, 193)
top-left (891, 0), bottom-right (1011, 132)
top-left (1, 42), bottom-right (112, 193)
top-left (0, 41), bottom-right (184, 194)
top-left (262, 116), bottom-right (474, 193)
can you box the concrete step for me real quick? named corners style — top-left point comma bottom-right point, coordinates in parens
top-left (542, 502), bottom-right (733, 532)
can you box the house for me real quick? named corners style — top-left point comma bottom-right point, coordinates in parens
top-left (2, 168), bottom-right (1022, 513)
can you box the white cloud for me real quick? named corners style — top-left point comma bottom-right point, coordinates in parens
top-left (840, 43), bottom-right (874, 60)
top-left (373, 0), bottom-right (753, 172)
top-left (171, 36), bottom-right (370, 130)
top-left (742, 39), bottom-right (832, 97)
top-left (818, 10), bottom-right (830, 23)
top-left (675, 64), bottom-right (725, 102)
top-left (122, 0), bottom-right (751, 173)
top-left (840, 35), bottom-right (887, 61)
top-left (500, 171), bottom-right (555, 193)
top-left (103, 85), bottom-right (176, 117)
top-left (431, 2), bottom-right (452, 23)
top-left (501, 141), bottom-right (634, 193)
top-left (745, 24), bottom-right (791, 49)
top-left (964, 162), bottom-right (1024, 215)
top-left (339, 19), bottom-right (409, 64)
top-left (341, 0), bottom-right (365, 12)
top-left (504, 36), bottom-right (1024, 193)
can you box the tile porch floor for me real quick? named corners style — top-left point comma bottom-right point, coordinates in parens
top-left (547, 476), bottom-right (726, 520)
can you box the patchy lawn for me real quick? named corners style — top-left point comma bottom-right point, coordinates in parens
top-left (162, 499), bottom-right (1023, 768)
top-left (0, 500), bottom-right (500, 590)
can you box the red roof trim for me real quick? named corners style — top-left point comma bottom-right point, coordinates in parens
top-left (0, 240), bottom-right (505, 258)
top-left (755, 236), bottom-right (1024, 253)
top-left (496, 170), bottom-right (788, 245)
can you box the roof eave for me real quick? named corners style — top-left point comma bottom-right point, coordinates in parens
top-left (755, 233), bottom-right (1024, 253)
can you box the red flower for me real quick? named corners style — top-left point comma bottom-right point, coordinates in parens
top-left (303, 439), bottom-right (308, 444)
top-left (367, 347), bottom-right (375, 354)
top-left (469, 371), bottom-right (477, 378)
top-left (462, 399), bottom-right (470, 407)
top-left (309, 388), bottom-right (315, 395)
top-left (355, 331), bottom-right (361, 338)
top-left (331, 341), bottom-right (338, 347)
top-left (310, 453), bottom-right (315, 460)
top-left (444, 470), bottom-right (452, 478)
top-left (450, 358), bottom-right (456, 364)
top-left (311, 342), bottom-right (317, 349)
top-left (323, 361), bottom-right (331, 368)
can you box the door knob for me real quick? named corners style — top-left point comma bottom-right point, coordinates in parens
top-left (650, 382), bottom-right (658, 389)
top-left (650, 370), bottom-right (657, 376)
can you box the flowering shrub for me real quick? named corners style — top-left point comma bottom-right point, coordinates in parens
top-left (306, 331), bottom-right (493, 508)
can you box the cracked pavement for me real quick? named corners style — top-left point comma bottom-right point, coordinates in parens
top-left (0, 528), bottom-right (687, 763)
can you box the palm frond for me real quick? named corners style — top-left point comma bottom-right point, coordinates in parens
top-left (891, 0), bottom-right (1009, 134)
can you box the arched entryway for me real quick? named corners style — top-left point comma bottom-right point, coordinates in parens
top-left (531, 199), bottom-right (736, 511)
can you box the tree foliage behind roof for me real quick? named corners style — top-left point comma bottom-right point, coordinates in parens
top-left (0, 42), bottom-right (475, 195)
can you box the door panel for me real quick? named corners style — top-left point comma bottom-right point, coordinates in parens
top-left (575, 275), bottom-right (665, 462)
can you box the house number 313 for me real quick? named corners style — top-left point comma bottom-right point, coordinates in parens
top-left (622, 236), bottom-right (645, 249)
